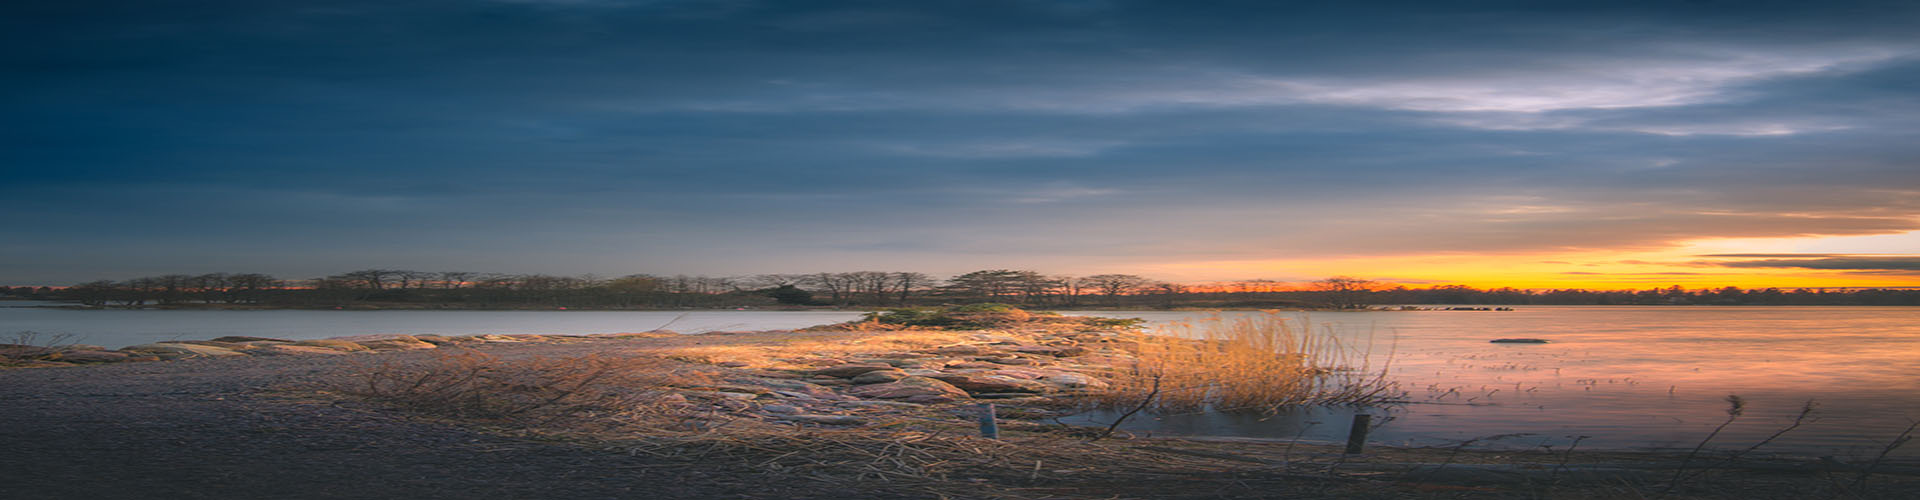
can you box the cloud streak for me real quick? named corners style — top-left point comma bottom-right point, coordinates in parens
top-left (3, 0), bottom-right (1918, 283)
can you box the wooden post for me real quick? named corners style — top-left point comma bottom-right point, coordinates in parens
top-left (978, 403), bottom-right (999, 439)
top-left (1344, 414), bottom-right (1371, 454)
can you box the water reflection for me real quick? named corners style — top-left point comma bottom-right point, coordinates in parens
top-left (1060, 306), bottom-right (1920, 458)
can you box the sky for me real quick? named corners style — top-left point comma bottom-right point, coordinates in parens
top-left (4, 0), bottom-right (1918, 288)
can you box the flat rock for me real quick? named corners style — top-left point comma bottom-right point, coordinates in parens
top-left (290, 339), bottom-right (369, 351)
top-left (410, 335), bottom-right (471, 345)
top-left (756, 379), bottom-right (834, 394)
top-left (1013, 345), bottom-right (1090, 357)
top-left (159, 340), bottom-right (250, 350)
top-left (848, 376), bottom-right (969, 401)
top-left (931, 345), bottom-right (993, 356)
top-left (687, 390), bottom-right (758, 401)
top-left (119, 343), bottom-right (246, 358)
top-left (54, 350), bottom-right (130, 363)
top-left (352, 335), bottom-right (437, 350)
top-left (209, 336), bottom-right (291, 343)
top-left (247, 345), bottom-right (352, 356)
top-left (761, 404), bottom-right (803, 414)
top-left (972, 393), bottom-right (1044, 400)
top-left (850, 369), bottom-right (909, 384)
top-left (927, 373), bottom-right (1049, 394)
top-left (944, 361), bottom-right (1002, 370)
top-left (811, 363), bottom-right (896, 378)
top-left (779, 414), bottom-right (866, 425)
top-left (1037, 372), bottom-right (1108, 389)
top-left (834, 400), bottom-right (925, 409)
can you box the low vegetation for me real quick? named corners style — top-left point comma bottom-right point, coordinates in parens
top-left (335, 350), bottom-right (705, 425)
top-left (1082, 312), bottom-right (1402, 414)
top-left (299, 322), bottom-right (1917, 498)
top-left (829, 303), bottom-right (1143, 331)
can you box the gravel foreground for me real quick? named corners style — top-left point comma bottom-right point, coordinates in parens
top-left (0, 341), bottom-right (922, 500)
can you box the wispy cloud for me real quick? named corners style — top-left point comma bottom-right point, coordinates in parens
top-left (1706, 255), bottom-right (1920, 271)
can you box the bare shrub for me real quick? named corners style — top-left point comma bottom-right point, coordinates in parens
top-left (2, 331), bottom-right (77, 363)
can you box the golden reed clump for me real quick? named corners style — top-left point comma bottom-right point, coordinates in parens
top-left (1083, 312), bottom-right (1400, 413)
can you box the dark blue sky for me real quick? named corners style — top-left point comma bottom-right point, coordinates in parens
top-left (5, 1), bottom-right (1918, 285)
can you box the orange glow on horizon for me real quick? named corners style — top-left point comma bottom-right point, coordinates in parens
top-left (1143, 233), bottom-right (1920, 291)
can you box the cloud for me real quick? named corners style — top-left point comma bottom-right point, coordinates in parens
top-left (5, 0), bottom-right (1920, 282)
top-left (1707, 255), bottom-right (1920, 271)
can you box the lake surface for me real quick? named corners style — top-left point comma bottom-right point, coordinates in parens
top-left (4, 302), bottom-right (1915, 458)
top-left (1058, 307), bottom-right (1920, 459)
top-left (0, 302), bottom-right (867, 347)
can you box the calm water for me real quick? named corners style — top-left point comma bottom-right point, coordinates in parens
top-left (4, 302), bottom-right (1915, 457)
top-left (1060, 307), bottom-right (1920, 459)
top-left (0, 302), bottom-right (866, 347)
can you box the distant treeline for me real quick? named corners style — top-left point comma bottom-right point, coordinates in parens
top-left (6, 270), bottom-right (1919, 309)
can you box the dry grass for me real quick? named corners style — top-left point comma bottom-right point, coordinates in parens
top-left (310, 333), bottom-right (1920, 499)
top-left (640, 330), bottom-right (985, 370)
top-left (334, 349), bottom-right (715, 426)
top-left (1082, 312), bottom-right (1400, 413)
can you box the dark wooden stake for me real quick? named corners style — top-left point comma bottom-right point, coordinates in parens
top-left (979, 403), bottom-right (999, 439)
top-left (1345, 414), bottom-right (1372, 454)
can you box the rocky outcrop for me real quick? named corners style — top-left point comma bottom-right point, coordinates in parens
top-left (52, 350), bottom-right (132, 363)
top-left (120, 343), bottom-right (247, 359)
top-left (927, 373), bottom-right (1049, 394)
top-left (847, 376), bottom-right (970, 403)
top-left (209, 336), bottom-right (292, 343)
top-left (247, 345), bottom-right (352, 356)
top-left (337, 335), bottom-right (437, 350)
top-left (811, 363), bottom-right (896, 378)
top-left (850, 369), bottom-right (910, 384)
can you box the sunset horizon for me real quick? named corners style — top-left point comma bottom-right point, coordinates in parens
top-left (6, 1), bottom-right (1917, 290)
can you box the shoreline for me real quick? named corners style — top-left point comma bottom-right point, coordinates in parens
top-left (4, 326), bottom-right (1917, 498)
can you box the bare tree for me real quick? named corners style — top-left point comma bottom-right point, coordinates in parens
top-left (1079, 274), bottom-right (1151, 307)
top-left (804, 273), bottom-right (860, 306)
top-left (436, 271), bottom-right (477, 289)
top-left (1313, 276), bottom-right (1379, 310)
top-left (1055, 275), bottom-right (1085, 306)
top-left (891, 272), bottom-right (932, 306)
